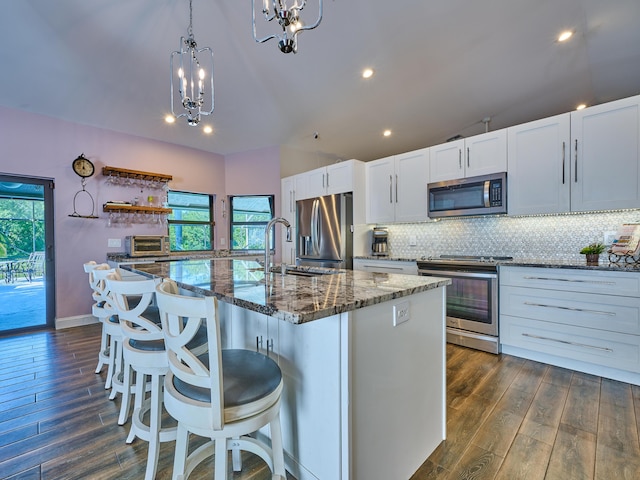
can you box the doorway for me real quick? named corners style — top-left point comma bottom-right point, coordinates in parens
top-left (0, 174), bottom-right (55, 334)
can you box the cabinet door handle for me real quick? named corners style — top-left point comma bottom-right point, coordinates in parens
top-left (267, 338), bottom-right (274, 356)
top-left (365, 265), bottom-right (404, 271)
top-left (574, 139), bottom-right (578, 183)
top-left (395, 175), bottom-right (398, 203)
top-left (326, 172), bottom-right (329, 188)
top-left (522, 276), bottom-right (616, 286)
top-left (256, 335), bottom-right (263, 352)
top-left (389, 175), bottom-right (393, 204)
top-left (322, 173), bottom-right (325, 188)
top-left (562, 141), bottom-right (566, 184)
top-left (467, 147), bottom-right (470, 168)
top-left (458, 149), bottom-right (462, 169)
top-left (523, 301), bottom-right (616, 316)
top-left (522, 333), bottom-right (613, 353)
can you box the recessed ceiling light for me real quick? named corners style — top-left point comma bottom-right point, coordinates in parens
top-left (383, 129), bottom-right (392, 137)
top-left (576, 103), bottom-right (587, 111)
top-left (362, 68), bottom-right (374, 79)
top-left (558, 30), bottom-right (573, 42)
top-left (203, 125), bottom-right (213, 134)
top-left (164, 115), bottom-right (176, 124)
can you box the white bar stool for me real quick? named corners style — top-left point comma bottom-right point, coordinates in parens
top-left (83, 261), bottom-right (111, 376)
top-left (106, 274), bottom-right (179, 480)
top-left (156, 279), bottom-right (286, 480)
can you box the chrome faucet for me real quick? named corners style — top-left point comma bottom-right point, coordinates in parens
top-left (264, 217), bottom-right (292, 275)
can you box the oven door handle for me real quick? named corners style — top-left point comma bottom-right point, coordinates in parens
top-left (418, 268), bottom-right (497, 279)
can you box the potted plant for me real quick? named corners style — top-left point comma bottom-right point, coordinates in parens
top-left (580, 242), bottom-right (606, 265)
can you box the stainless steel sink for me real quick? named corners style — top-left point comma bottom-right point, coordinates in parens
top-left (270, 265), bottom-right (342, 277)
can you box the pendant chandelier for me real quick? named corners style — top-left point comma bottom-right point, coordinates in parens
top-left (170, 0), bottom-right (214, 126)
top-left (252, 0), bottom-right (323, 54)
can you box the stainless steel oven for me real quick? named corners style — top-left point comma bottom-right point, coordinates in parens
top-left (417, 255), bottom-right (511, 354)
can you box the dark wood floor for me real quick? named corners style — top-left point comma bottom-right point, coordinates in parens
top-left (1, 324), bottom-right (640, 479)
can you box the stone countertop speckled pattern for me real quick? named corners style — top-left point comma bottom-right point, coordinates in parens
top-left (355, 255), bottom-right (640, 272)
top-left (121, 258), bottom-right (450, 324)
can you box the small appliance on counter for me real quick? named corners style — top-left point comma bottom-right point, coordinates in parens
top-left (371, 227), bottom-right (389, 256)
top-left (125, 235), bottom-right (170, 257)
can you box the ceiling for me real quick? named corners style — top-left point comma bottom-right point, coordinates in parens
top-left (1, 0), bottom-right (639, 163)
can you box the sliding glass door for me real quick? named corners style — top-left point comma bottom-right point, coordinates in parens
top-left (0, 174), bottom-right (55, 334)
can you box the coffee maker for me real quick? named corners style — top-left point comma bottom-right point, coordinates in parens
top-left (371, 227), bottom-right (389, 256)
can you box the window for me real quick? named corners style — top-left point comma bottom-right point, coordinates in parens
top-left (167, 191), bottom-right (214, 252)
top-left (229, 195), bottom-right (274, 251)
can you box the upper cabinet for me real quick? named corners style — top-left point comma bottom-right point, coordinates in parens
top-left (366, 148), bottom-right (430, 224)
top-left (507, 113), bottom-right (571, 215)
top-left (570, 95), bottom-right (640, 212)
top-left (296, 160), bottom-right (362, 200)
top-left (508, 95), bottom-right (640, 215)
top-left (429, 129), bottom-right (507, 183)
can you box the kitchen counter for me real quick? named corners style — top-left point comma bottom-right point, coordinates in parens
top-left (121, 257), bottom-right (449, 479)
top-left (122, 258), bottom-right (450, 324)
top-left (355, 255), bottom-right (640, 272)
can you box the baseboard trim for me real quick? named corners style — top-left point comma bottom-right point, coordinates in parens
top-left (56, 314), bottom-right (98, 330)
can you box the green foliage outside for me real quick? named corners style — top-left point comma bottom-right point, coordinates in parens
top-left (167, 191), bottom-right (212, 251)
top-left (230, 195), bottom-right (273, 251)
top-left (0, 198), bottom-right (44, 259)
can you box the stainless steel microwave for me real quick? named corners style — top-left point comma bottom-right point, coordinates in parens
top-left (427, 172), bottom-right (507, 218)
top-left (125, 235), bottom-right (170, 257)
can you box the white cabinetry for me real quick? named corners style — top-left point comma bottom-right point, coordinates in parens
top-left (280, 175), bottom-right (297, 264)
top-left (429, 129), bottom-right (507, 183)
top-left (500, 266), bottom-right (640, 384)
top-left (507, 113), bottom-right (571, 215)
top-left (570, 95), bottom-right (640, 212)
top-left (508, 95), bottom-right (640, 215)
top-left (295, 159), bottom-right (361, 200)
top-left (353, 258), bottom-right (418, 275)
top-left (366, 148), bottom-right (429, 224)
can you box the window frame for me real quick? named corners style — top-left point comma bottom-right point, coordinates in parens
top-left (166, 190), bottom-right (215, 252)
top-left (228, 194), bottom-right (275, 252)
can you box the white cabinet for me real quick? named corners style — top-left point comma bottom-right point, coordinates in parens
top-left (296, 159), bottom-right (362, 200)
top-left (280, 175), bottom-right (297, 265)
top-left (429, 129), bottom-right (507, 182)
top-left (500, 266), bottom-right (640, 383)
top-left (508, 95), bottom-right (640, 215)
top-left (570, 95), bottom-right (640, 212)
top-left (353, 258), bottom-right (418, 275)
top-left (366, 148), bottom-right (430, 224)
top-left (507, 113), bottom-right (571, 215)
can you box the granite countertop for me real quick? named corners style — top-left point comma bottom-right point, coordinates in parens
top-left (121, 258), bottom-right (450, 324)
top-left (354, 255), bottom-right (640, 272)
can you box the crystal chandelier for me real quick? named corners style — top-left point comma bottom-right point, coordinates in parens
top-left (170, 0), bottom-right (214, 126)
top-left (252, 0), bottom-right (323, 54)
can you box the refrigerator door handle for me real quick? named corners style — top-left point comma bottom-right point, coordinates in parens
top-left (311, 199), bottom-right (320, 255)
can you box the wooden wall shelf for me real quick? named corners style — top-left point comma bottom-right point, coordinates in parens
top-left (102, 166), bottom-right (173, 183)
top-left (103, 204), bottom-right (172, 214)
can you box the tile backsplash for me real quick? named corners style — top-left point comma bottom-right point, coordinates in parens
top-left (383, 210), bottom-right (640, 261)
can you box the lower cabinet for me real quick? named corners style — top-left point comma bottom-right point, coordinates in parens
top-left (353, 258), bottom-right (418, 275)
top-left (500, 266), bottom-right (640, 383)
top-left (224, 287), bottom-right (446, 480)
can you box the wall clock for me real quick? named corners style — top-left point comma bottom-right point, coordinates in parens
top-left (72, 153), bottom-right (95, 178)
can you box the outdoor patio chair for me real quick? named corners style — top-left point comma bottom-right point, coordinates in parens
top-left (14, 252), bottom-right (45, 282)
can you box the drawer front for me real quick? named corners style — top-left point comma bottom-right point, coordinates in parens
top-left (500, 285), bottom-right (640, 335)
top-left (500, 266), bottom-right (640, 297)
top-left (500, 315), bottom-right (640, 373)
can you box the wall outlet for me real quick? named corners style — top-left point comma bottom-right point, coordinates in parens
top-left (107, 238), bottom-right (121, 248)
top-left (603, 230), bottom-right (617, 245)
top-left (393, 301), bottom-right (410, 326)
top-left (409, 235), bottom-right (417, 246)
top-left (220, 237), bottom-right (226, 246)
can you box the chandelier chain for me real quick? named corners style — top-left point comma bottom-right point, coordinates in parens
top-left (188, 0), bottom-right (194, 39)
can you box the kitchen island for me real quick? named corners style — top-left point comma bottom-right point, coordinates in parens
top-left (123, 258), bottom-right (450, 480)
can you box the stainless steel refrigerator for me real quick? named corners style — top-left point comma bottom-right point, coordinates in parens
top-left (296, 193), bottom-right (353, 269)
